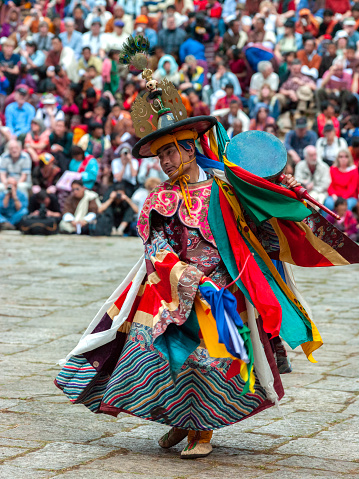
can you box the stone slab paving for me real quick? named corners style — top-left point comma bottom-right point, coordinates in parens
top-left (0, 233), bottom-right (358, 479)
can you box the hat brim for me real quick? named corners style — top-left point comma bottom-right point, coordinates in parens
top-left (132, 116), bottom-right (217, 158)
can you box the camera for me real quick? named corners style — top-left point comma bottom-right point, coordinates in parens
top-left (39, 203), bottom-right (47, 218)
top-left (7, 185), bottom-right (12, 193)
top-left (116, 192), bottom-right (122, 200)
top-left (122, 148), bottom-right (130, 156)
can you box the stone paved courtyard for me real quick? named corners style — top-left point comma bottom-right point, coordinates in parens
top-left (0, 232), bottom-right (358, 479)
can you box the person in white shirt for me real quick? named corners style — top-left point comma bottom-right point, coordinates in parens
top-left (249, 61), bottom-right (279, 96)
top-left (103, 20), bottom-right (128, 51)
top-left (131, 177), bottom-right (162, 221)
top-left (84, 0), bottom-right (112, 32)
top-left (316, 124), bottom-right (348, 167)
top-left (82, 18), bottom-right (106, 56)
top-left (137, 157), bottom-right (168, 185)
top-left (294, 145), bottom-right (331, 205)
top-left (111, 144), bottom-right (139, 194)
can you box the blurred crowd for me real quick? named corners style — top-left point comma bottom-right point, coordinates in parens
top-left (0, 0), bottom-right (359, 240)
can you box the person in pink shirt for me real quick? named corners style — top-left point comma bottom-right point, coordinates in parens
top-left (317, 60), bottom-right (352, 111)
top-left (324, 149), bottom-right (359, 212)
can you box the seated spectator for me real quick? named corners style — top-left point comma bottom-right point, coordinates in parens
top-left (218, 99), bottom-right (250, 132)
top-left (315, 101), bottom-right (340, 138)
top-left (157, 16), bottom-right (186, 54)
top-left (278, 51), bottom-right (296, 85)
top-left (296, 9), bottom-right (319, 37)
top-left (250, 61), bottom-right (279, 97)
top-left (279, 59), bottom-right (316, 111)
top-left (77, 121), bottom-right (111, 159)
top-left (349, 136), bottom-right (359, 167)
top-left (35, 94), bottom-right (65, 130)
top-left (179, 55), bottom-right (205, 95)
top-left (222, 19), bottom-right (243, 52)
top-left (103, 20), bottom-right (127, 51)
top-left (187, 90), bottom-right (210, 117)
top-left (111, 144), bottom-right (139, 196)
top-left (227, 47), bottom-right (248, 94)
top-left (73, 6), bottom-right (86, 33)
top-left (0, 140), bottom-right (32, 194)
top-left (212, 61), bottom-right (242, 98)
top-left (227, 118), bottom-right (243, 139)
top-left (0, 177), bottom-right (28, 230)
top-left (316, 124), bottom-right (348, 167)
top-left (215, 83), bottom-right (240, 110)
top-left (5, 86), bottom-right (35, 139)
top-left (84, 1), bottom-right (112, 32)
top-left (294, 145), bottom-right (331, 205)
top-left (28, 188), bottom-right (61, 221)
top-left (153, 55), bottom-right (180, 86)
top-left (59, 179), bottom-right (101, 234)
top-left (68, 146), bottom-right (99, 190)
top-left (0, 8), bottom-right (21, 39)
top-left (138, 156), bottom-right (168, 185)
top-left (24, 119), bottom-right (50, 165)
top-left (122, 81), bottom-right (138, 111)
top-left (133, 15), bottom-right (158, 49)
top-left (78, 47), bottom-right (103, 77)
top-left (19, 39), bottom-right (46, 76)
top-left (45, 36), bottom-right (78, 83)
top-left (179, 37), bottom-right (206, 64)
top-left (324, 149), bottom-right (359, 212)
top-left (82, 17), bottom-right (107, 57)
top-left (343, 17), bottom-right (359, 50)
top-left (318, 59), bottom-right (352, 112)
top-left (249, 104), bottom-right (275, 131)
top-left (98, 182), bottom-right (139, 236)
top-left (104, 103), bottom-right (133, 138)
top-left (284, 117), bottom-right (318, 165)
top-left (318, 9), bottom-right (342, 39)
top-left (297, 37), bottom-right (322, 79)
top-left (250, 84), bottom-right (280, 119)
top-left (105, 4), bottom-right (133, 36)
top-left (327, 197), bottom-right (358, 241)
top-left (248, 16), bottom-right (275, 44)
top-left (32, 153), bottom-right (62, 191)
top-left (59, 18), bottom-right (83, 59)
top-left (319, 41), bottom-right (337, 79)
top-left (0, 38), bottom-right (20, 91)
top-left (33, 21), bottom-right (53, 53)
top-left (131, 177), bottom-right (162, 222)
top-left (275, 19), bottom-right (302, 62)
top-left (49, 120), bottom-right (73, 172)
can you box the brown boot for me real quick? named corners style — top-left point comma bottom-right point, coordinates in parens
top-left (158, 427), bottom-right (189, 449)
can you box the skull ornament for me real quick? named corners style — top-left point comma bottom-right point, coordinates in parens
top-left (146, 79), bottom-right (158, 92)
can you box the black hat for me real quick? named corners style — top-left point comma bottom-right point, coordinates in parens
top-left (284, 19), bottom-right (295, 28)
top-left (295, 117), bottom-right (308, 129)
top-left (323, 124), bottom-right (334, 132)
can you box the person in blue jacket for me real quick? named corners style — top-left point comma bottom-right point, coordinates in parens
top-left (69, 145), bottom-right (99, 190)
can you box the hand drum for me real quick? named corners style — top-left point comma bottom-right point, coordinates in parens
top-left (225, 131), bottom-right (287, 180)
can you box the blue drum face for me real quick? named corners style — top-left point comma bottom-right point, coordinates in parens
top-left (225, 131), bottom-right (287, 180)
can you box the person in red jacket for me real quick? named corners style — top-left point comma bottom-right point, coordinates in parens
top-left (315, 101), bottom-right (340, 138)
top-left (325, 0), bottom-right (351, 16)
top-left (324, 149), bottom-right (359, 212)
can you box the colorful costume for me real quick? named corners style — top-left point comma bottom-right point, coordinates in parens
top-left (55, 37), bottom-right (359, 459)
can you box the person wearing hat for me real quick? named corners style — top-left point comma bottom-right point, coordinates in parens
top-left (274, 19), bottom-right (302, 61)
top-left (133, 15), bottom-right (158, 48)
top-left (56, 49), bottom-right (350, 461)
top-left (316, 123), bottom-right (348, 166)
top-left (342, 17), bottom-right (359, 49)
top-left (84, 0), bottom-right (112, 32)
top-left (103, 20), bottom-right (128, 51)
top-left (4, 86), bottom-right (35, 137)
top-left (59, 17), bottom-right (83, 59)
top-left (295, 8), bottom-right (319, 37)
top-left (82, 18), bottom-right (106, 56)
top-left (284, 117), bottom-right (318, 164)
top-left (35, 93), bottom-right (65, 130)
top-left (31, 153), bottom-right (62, 192)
